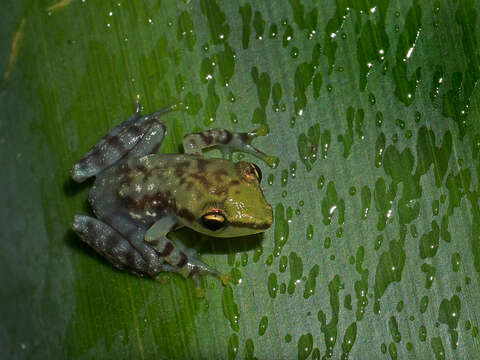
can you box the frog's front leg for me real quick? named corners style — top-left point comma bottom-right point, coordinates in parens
top-left (182, 125), bottom-right (279, 168)
top-left (145, 219), bottom-right (230, 285)
top-left (71, 104), bottom-right (177, 183)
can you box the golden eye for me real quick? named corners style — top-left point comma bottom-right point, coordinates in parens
top-left (251, 163), bottom-right (262, 183)
top-left (201, 212), bottom-right (226, 231)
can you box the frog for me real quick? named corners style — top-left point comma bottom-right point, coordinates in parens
top-left (71, 102), bottom-right (277, 288)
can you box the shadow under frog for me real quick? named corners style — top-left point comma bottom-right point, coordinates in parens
top-left (68, 103), bottom-right (277, 288)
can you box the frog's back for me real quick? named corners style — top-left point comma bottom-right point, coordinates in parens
top-left (89, 154), bottom-right (237, 227)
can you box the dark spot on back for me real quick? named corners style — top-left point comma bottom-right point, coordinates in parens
top-left (190, 173), bottom-right (211, 190)
top-left (136, 164), bottom-right (152, 178)
top-left (177, 208), bottom-right (195, 222)
top-left (214, 169), bottom-right (229, 180)
top-left (196, 158), bottom-right (210, 172)
top-left (175, 161), bottom-right (191, 177)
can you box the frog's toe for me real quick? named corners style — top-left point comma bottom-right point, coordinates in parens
top-left (219, 273), bottom-right (231, 286)
top-left (194, 286), bottom-right (206, 298)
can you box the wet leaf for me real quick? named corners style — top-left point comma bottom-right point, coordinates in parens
top-left (2, 0), bottom-right (480, 358)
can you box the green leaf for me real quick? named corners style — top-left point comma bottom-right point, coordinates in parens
top-left (2, 0), bottom-right (480, 358)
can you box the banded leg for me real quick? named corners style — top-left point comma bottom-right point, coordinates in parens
top-left (71, 104), bottom-right (177, 183)
top-left (72, 215), bottom-right (166, 277)
top-left (182, 125), bottom-right (279, 168)
top-left (98, 210), bottom-right (170, 275)
top-left (145, 220), bottom-right (230, 285)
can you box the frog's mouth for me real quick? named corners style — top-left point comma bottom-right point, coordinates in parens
top-left (228, 220), bottom-right (272, 230)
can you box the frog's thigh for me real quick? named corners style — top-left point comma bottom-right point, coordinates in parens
top-left (99, 210), bottom-right (166, 273)
top-left (71, 112), bottom-right (166, 183)
top-left (72, 215), bottom-right (163, 276)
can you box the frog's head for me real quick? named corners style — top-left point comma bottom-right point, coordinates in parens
top-left (184, 161), bottom-right (273, 238)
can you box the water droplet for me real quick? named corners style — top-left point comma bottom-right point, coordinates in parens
top-left (230, 267), bottom-right (242, 285)
top-left (431, 337), bottom-right (445, 359)
top-left (291, 47), bottom-right (299, 58)
top-left (389, 316), bottom-right (402, 343)
top-left (395, 118), bottom-right (405, 129)
top-left (273, 203), bottom-right (290, 256)
top-left (375, 133), bottom-right (386, 167)
top-left (258, 316), bottom-right (268, 336)
top-left (269, 23), bottom-right (277, 38)
top-left (376, 111), bottom-right (384, 127)
top-left (419, 325), bottom-right (427, 342)
top-left (336, 227), bottom-right (343, 238)
top-left (396, 300), bottom-right (404, 312)
top-left (298, 333), bottom-right (313, 360)
top-left (473, 326), bottom-right (479, 338)
top-left (419, 221), bottom-right (440, 259)
top-left (303, 264), bottom-right (319, 299)
top-left (228, 334), bottom-right (239, 360)
top-left (267, 273), bottom-right (278, 298)
top-left (321, 181), bottom-right (345, 225)
top-left (368, 93), bottom-right (376, 105)
top-left (253, 246), bottom-right (263, 263)
top-left (267, 174), bottom-right (274, 186)
top-left (222, 285), bottom-right (240, 332)
top-left (279, 255), bottom-right (288, 273)
top-left (317, 175), bottom-right (325, 189)
top-left (388, 343), bottom-right (397, 359)
top-left (253, 10), bottom-right (265, 40)
top-left (349, 186), bottom-right (356, 196)
top-left (282, 25), bottom-right (294, 47)
top-left (241, 253), bottom-right (248, 267)
top-left (341, 322), bottom-right (357, 358)
top-left (452, 253), bottom-right (461, 272)
top-left (289, 162), bottom-right (297, 178)
top-left (361, 186), bottom-right (371, 220)
top-left (306, 224), bottom-right (314, 240)
top-left (420, 296), bottom-right (429, 313)
top-left (324, 237), bottom-right (331, 249)
top-left (421, 263), bottom-right (436, 289)
top-left (245, 338), bottom-right (255, 359)
top-left (374, 234), bottom-right (384, 251)
top-left (288, 252), bottom-right (303, 294)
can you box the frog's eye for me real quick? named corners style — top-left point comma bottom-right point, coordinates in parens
top-left (201, 212), bottom-right (226, 231)
top-left (251, 163), bottom-right (262, 183)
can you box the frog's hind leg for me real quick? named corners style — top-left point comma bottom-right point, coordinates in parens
top-left (144, 219), bottom-right (228, 284)
top-left (182, 125), bottom-right (279, 168)
top-left (71, 104), bottom-right (177, 183)
top-left (72, 214), bottom-right (165, 277)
